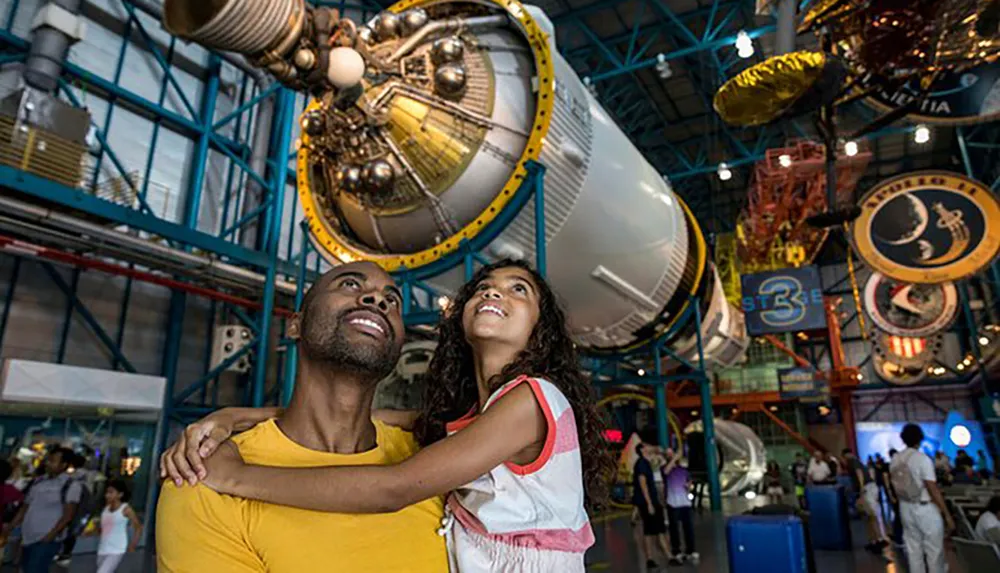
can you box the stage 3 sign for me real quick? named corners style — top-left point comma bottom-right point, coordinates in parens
top-left (740, 266), bottom-right (827, 335)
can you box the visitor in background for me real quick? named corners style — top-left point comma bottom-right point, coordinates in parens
top-left (976, 449), bottom-right (992, 481)
top-left (764, 461), bottom-right (783, 504)
top-left (933, 452), bottom-right (952, 486)
top-left (790, 452), bottom-right (808, 508)
top-left (661, 448), bottom-right (697, 566)
top-left (974, 495), bottom-right (1000, 545)
top-left (890, 424), bottom-right (954, 573)
top-left (56, 453), bottom-right (94, 568)
top-left (633, 442), bottom-right (672, 570)
top-left (0, 459), bottom-right (24, 561)
top-left (4, 447), bottom-right (83, 573)
top-left (954, 449), bottom-right (976, 482)
top-left (85, 479), bottom-right (141, 573)
top-left (807, 448), bottom-right (833, 485)
top-left (843, 448), bottom-right (887, 553)
top-left (873, 453), bottom-right (891, 526)
top-left (886, 449), bottom-right (902, 544)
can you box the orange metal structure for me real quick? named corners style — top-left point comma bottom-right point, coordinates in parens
top-left (736, 140), bottom-right (872, 272)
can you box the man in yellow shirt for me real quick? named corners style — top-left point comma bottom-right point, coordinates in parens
top-left (156, 262), bottom-right (448, 572)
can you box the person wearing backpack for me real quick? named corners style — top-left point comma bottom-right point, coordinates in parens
top-left (2, 447), bottom-right (83, 573)
top-left (889, 424), bottom-right (954, 573)
top-left (55, 453), bottom-right (96, 568)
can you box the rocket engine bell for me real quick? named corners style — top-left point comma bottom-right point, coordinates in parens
top-left (161, 0), bottom-right (747, 363)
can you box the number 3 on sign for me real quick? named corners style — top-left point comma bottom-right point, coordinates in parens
top-left (758, 276), bottom-right (807, 327)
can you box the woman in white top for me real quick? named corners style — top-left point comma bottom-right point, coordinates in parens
top-left (87, 479), bottom-right (142, 573)
top-left (976, 496), bottom-right (1000, 544)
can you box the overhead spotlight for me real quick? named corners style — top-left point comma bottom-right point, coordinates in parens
top-left (717, 162), bottom-right (733, 181)
top-left (856, 373), bottom-right (864, 381)
top-left (736, 30), bottom-right (754, 58)
top-left (957, 363), bottom-right (966, 371)
top-left (582, 76), bottom-right (597, 97)
top-left (844, 140), bottom-right (859, 157)
top-left (914, 124), bottom-right (931, 144)
top-left (655, 53), bottom-right (673, 79)
top-left (437, 295), bottom-right (450, 310)
top-left (817, 405), bottom-right (831, 416)
top-left (778, 154), bottom-right (792, 168)
top-left (964, 357), bottom-right (973, 366)
top-left (769, 405), bottom-right (778, 412)
top-left (731, 407), bottom-right (739, 415)
top-left (690, 410), bottom-right (698, 416)
top-left (744, 490), bottom-right (758, 500)
top-left (637, 368), bottom-right (646, 377)
top-left (980, 336), bottom-right (991, 346)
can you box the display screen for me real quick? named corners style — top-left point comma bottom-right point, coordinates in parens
top-left (855, 421), bottom-right (944, 462)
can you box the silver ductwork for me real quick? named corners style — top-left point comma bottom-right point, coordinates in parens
top-left (0, 195), bottom-right (297, 296)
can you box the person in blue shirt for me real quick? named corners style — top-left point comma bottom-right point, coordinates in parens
top-left (632, 442), bottom-right (672, 570)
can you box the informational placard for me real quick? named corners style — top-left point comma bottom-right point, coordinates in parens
top-left (740, 266), bottom-right (827, 335)
top-left (778, 367), bottom-right (824, 402)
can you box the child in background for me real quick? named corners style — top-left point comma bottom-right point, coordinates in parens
top-left (87, 479), bottom-right (142, 573)
top-left (661, 448), bottom-right (698, 566)
top-left (764, 461), bottom-right (784, 504)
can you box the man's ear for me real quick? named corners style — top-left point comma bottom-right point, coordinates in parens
top-left (287, 313), bottom-right (302, 341)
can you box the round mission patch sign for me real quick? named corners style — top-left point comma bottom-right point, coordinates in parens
top-left (851, 171), bottom-right (1000, 284)
top-left (863, 272), bottom-right (958, 338)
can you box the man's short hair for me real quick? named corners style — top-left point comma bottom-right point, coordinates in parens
top-left (901, 423), bottom-right (924, 448)
top-left (635, 443), bottom-right (644, 455)
top-left (987, 495), bottom-right (1000, 514)
top-left (49, 446), bottom-right (74, 463)
top-left (842, 448), bottom-right (852, 456)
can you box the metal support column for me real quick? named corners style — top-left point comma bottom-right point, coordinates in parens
top-left (281, 221), bottom-right (311, 406)
top-left (250, 89), bottom-right (294, 407)
top-left (693, 298), bottom-right (722, 511)
top-left (0, 257), bottom-right (20, 351)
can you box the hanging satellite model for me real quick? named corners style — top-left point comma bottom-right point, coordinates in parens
top-left (850, 171), bottom-right (1000, 284)
top-left (717, 1), bottom-right (1000, 134)
top-left (798, 0), bottom-right (1000, 131)
top-left (863, 272), bottom-right (959, 337)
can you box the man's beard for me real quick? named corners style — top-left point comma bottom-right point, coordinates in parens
top-left (300, 307), bottom-right (400, 380)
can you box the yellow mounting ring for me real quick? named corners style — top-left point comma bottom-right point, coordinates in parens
top-left (297, 0), bottom-right (555, 271)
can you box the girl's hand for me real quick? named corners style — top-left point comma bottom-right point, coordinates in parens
top-left (199, 442), bottom-right (246, 495)
top-left (160, 411), bottom-right (238, 486)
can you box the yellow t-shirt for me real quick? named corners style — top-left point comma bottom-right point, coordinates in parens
top-left (156, 419), bottom-right (448, 572)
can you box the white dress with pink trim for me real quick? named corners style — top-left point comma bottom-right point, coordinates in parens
top-left (439, 376), bottom-right (594, 572)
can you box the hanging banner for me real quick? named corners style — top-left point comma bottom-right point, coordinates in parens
top-left (779, 367), bottom-right (818, 399)
top-left (740, 265), bottom-right (827, 335)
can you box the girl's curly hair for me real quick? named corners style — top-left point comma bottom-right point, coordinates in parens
top-left (415, 259), bottom-right (613, 510)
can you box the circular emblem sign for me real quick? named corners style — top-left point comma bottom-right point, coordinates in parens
top-left (856, 61), bottom-right (1000, 125)
top-left (871, 329), bottom-right (944, 386)
top-left (851, 172), bottom-right (1000, 284)
top-left (863, 272), bottom-right (958, 337)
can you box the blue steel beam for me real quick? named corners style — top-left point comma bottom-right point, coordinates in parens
top-left (40, 263), bottom-right (137, 372)
top-left (0, 257), bottom-right (21, 352)
top-left (251, 89), bottom-right (295, 407)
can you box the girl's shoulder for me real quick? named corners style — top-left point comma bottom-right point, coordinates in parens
top-left (486, 376), bottom-right (568, 410)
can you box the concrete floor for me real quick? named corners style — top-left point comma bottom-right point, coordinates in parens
top-left (0, 497), bottom-right (967, 572)
top-left (586, 496), bottom-right (964, 572)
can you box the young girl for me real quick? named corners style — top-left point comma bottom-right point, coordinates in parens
top-left (88, 479), bottom-right (142, 573)
top-left (162, 260), bottom-right (613, 571)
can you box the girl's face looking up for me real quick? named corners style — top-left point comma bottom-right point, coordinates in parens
top-left (461, 266), bottom-right (541, 353)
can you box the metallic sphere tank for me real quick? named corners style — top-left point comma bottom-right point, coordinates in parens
top-left (160, 0), bottom-right (748, 362)
top-left (685, 419), bottom-right (767, 496)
